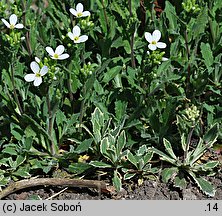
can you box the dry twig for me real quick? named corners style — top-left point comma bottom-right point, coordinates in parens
top-left (0, 178), bottom-right (109, 200)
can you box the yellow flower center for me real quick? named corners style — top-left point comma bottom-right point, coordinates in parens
top-left (77, 12), bottom-right (83, 17)
top-left (10, 24), bottom-right (15, 29)
top-left (53, 54), bottom-right (59, 59)
top-left (35, 73), bottom-right (41, 77)
top-left (151, 41), bottom-right (157, 45)
top-left (74, 36), bottom-right (79, 42)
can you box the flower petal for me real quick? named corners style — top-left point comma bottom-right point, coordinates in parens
top-left (46, 46), bottom-right (55, 56)
top-left (34, 77), bottom-right (42, 86)
top-left (156, 42), bottom-right (166, 49)
top-left (57, 54), bottom-right (69, 60)
top-left (24, 74), bottom-right (35, 82)
top-left (78, 35), bottom-right (88, 43)
top-left (69, 8), bottom-right (77, 16)
top-left (145, 32), bottom-right (152, 43)
top-left (15, 23), bottom-right (24, 29)
top-left (30, 61), bottom-right (40, 74)
top-left (148, 44), bottom-right (157, 51)
top-left (55, 45), bottom-right (64, 55)
top-left (162, 57), bottom-right (168, 61)
top-left (152, 30), bottom-right (161, 42)
top-left (40, 66), bottom-right (48, 76)
top-left (76, 3), bottom-right (83, 12)
top-left (10, 14), bottom-right (17, 25)
top-left (68, 32), bottom-right (74, 40)
top-left (72, 25), bottom-right (81, 37)
top-left (82, 11), bottom-right (91, 17)
top-left (1, 19), bottom-right (10, 28)
top-left (35, 57), bottom-right (41, 63)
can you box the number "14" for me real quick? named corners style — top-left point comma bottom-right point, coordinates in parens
top-left (207, 203), bottom-right (218, 211)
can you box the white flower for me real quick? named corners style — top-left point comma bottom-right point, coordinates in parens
top-left (69, 3), bottom-right (90, 18)
top-left (24, 61), bottom-right (48, 86)
top-left (145, 30), bottom-right (166, 51)
top-left (1, 14), bottom-right (24, 29)
top-left (68, 26), bottom-right (88, 43)
top-left (46, 45), bottom-right (69, 60)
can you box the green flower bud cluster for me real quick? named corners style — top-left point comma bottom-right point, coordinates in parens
top-left (182, 0), bottom-right (200, 13)
top-left (185, 105), bottom-right (200, 122)
top-left (146, 50), bottom-right (167, 66)
top-left (3, 31), bottom-right (23, 46)
top-left (56, 88), bottom-right (62, 99)
top-left (80, 62), bottom-right (93, 76)
top-left (79, 19), bottom-right (94, 30)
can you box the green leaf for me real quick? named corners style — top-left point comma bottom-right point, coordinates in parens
top-left (161, 167), bottom-right (178, 183)
top-left (100, 137), bottom-right (109, 156)
top-left (13, 168), bottom-right (30, 178)
top-left (24, 126), bottom-right (37, 138)
top-left (114, 100), bottom-right (127, 121)
top-left (116, 130), bottom-right (126, 157)
top-left (89, 161), bottom-right (112, 168)
top-left (23, 137), bottom-right (33, 151)
top-left (2, 147), bottom-right (17, 156)
top-left (137, 145), bottom-right (147, 156)
top-left (189, 138), bottom-right (206, 165)
top-left (127, 150), bottom-right (138, 168)
top-left (152, 148), bottom-right (176, 165)
top-left (111, 36), bottom-right (123, 48)
top-left (164, 1), bottom-right (178, 31)
top-left (174, 176), bottom-right (187, 189)
top-left (143, 151), bottom-right (154, 165)
top-left (189, 171), bottom-right (216, 197)
top-left (56, 109), bottom-right (66, 126)
top-left (196, 161), bottom-right (219, 171)
top-left (0, 175), bottom-right (10, 187)
top-left (103, 66), bottom-right (122, 83)
top-left (91, 107), bottom-right (104, 143)
top-left (123, 40), bottom-right (131, 54)
top-left (200, 43), bottom-right (214, 69)
top-left (68, 163), bottom-right (91, 175)
top-left (0, 158), bottom-right (9, 167)
top-left (192, 6), bottom-right (208, 39)
top-left (113, 170), bottom-right (122, 192)
top-left (163, 138), bottom-right (177, 160)
top-left (123, 173), bottom-right (136, 180)
top-left (15, 155), bottom-right (26, 168)
top-left (10, 123), bottom-right (23, 141)
top-left (181, 133), bottom-right (186, 152)
top-left (23, 114), bottom-right (52, 142)
top-left (93, 79), bottom-right (104, 95)
top-left (74, 138), bottom-right (93, 154)
top-left (203, 123), bottom-right (219, 146)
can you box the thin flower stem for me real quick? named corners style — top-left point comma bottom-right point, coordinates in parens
top-left (10, 55), bottom-right (23, 115)
top-left (184, 126), bottom-right (194, 163)
top-left (46, 89), bottom-right (57, 156)
top-left (184, 30), bottom-right (191, 97)
top-left (78, 85), bottom-right (86, 133)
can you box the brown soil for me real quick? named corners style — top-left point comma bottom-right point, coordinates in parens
top-left (3, 171), bottom-right (222, 200)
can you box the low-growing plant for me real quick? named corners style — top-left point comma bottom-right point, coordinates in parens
top-left (152, 121), bottom-right (219, 197)
top-left (0, 0), bottom-right (221, 198)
